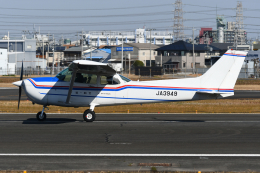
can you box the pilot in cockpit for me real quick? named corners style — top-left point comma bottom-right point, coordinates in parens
top-left (75, 73), bottom-right (85, 83)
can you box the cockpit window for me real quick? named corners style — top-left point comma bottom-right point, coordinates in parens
top-left (56, 68), bottom-right (97, 84)
top-left (56, 68), bottom-right (72, 82)
top-left (119, 74), bottom-right (131, 82)
top-left (75, 73), bottom-right (97, 84)
top-left (100, 76), bottom-right (120, 85)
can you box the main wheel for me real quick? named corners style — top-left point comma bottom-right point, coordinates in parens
top-left (83, 109), bottom-right (96, 122)
top-left (36, 111), bottom-right (46, 121)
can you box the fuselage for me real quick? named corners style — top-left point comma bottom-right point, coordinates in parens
top-left (22, 74), bottom-right (233, 107)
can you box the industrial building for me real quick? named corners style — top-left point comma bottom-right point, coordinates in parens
top-left (199, 17), bottom-right (247, 45)
top-left (0, 38), bottom-right (46, 74)
top-left (82, 28), bottom-right (173, 47)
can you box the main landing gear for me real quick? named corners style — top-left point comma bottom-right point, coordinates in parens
top-left (36, 106), bottom-right (48, 121)
top-left (83, 109), bottom-right (96, 122)
top-left (35, 105), bottom-right (96, 122)
top-left (83, 104), bottom-right (96, 122)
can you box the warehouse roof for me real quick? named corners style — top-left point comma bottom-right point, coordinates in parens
top-left (64, 46), bottom-right (90, 52)
top-left (117, 43), bottom-right (160, 50)
top-left (156, 40), bottom-right (221, 51)
top-left (210, 43), bottom-right (233, 50)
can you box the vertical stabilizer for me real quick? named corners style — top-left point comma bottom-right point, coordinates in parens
top-left (200, 50), bottom-right (247, 90)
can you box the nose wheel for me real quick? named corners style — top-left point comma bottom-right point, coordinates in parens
top-left (83, 109), bottom-right (96, 122)
top-left (36, 111), bottom-right (46, 121)
top-left (36, 106), bottom-right (47, 121)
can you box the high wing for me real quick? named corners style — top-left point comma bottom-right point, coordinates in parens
top-left (70, 60), bottom-right (116, 76)
top-left (66, 60), bottom-right (116, 104)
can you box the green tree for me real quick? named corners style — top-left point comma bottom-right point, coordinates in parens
top-left (133, 60), bottom-right (144, 67)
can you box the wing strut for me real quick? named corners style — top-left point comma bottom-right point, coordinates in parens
top-left (66, 64), bottom-right (78, 104)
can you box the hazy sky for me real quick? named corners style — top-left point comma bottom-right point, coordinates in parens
top-left (1, 0), bottom-right (260, 41)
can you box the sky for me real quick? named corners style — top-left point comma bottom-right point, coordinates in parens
top-left (1, 0), bottom-right (260, 41)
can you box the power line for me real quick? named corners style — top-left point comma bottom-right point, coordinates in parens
top-left (0, 11), bottom-right (173, 19)
top-left (0, 3), bottom-right (170, 11)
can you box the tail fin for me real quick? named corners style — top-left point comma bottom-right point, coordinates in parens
top-left (200, 50), bottom-right (248, 90)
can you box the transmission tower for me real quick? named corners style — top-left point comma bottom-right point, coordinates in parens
top-left (173, 0), bottom-right (185, 42)
top-left (236, 1), bottom-right (245, 45)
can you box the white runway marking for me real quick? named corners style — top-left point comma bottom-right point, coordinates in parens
top-left (0, 154), bottom-right (260, 157)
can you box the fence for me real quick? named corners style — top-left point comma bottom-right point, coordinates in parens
top-left (0, 67), bottom-right (67, 76)
top-left (0, 66), bottom-right (258, 79)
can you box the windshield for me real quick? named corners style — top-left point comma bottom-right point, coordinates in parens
top-left (56, 68), bottom-right (72, 82)
top-left (56, 68), bottom-right (97, 84)
top-left (119, 74), bottom-right (131, 82)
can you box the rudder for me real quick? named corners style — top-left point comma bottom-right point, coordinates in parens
top-left (199, 50), bottom-right (248, 90)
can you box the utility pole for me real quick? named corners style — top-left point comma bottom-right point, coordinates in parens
top-left (81, 30), bottom-right (83, 59)
top-left (192, 27), bottom-right (195, 74)
top-left (47, 43), bottom-right (49, 67)
top-left (128, 53), bottom-right (131, 76)
top-left (7, 32), bottom-right (9, 53)
top-left (52, 35), bottom-right (55, 75)
top-left (43, 38), bottom-right (44, 71)
top-left (121, 34), bottom-right (124, 73)
top-left (47, 33), bottom-right (50, 67)
top-left (147, 28), bottom-right (155, 67)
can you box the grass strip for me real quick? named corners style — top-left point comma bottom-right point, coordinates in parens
top-left (1, 99), bottom-right (260, 114)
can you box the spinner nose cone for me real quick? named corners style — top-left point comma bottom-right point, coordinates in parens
top-left (12, 80), bottom-right (23, 87)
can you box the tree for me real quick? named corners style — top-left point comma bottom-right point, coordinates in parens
top-left (133, 60), bottom-right (144, 67)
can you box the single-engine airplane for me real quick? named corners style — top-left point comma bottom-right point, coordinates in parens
top-left (13, 50), bottom-right (248, 122)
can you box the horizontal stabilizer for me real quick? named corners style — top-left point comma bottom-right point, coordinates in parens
top-left (196, 91), bottom-right (233, 95)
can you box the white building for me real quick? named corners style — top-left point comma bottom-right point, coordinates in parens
top-left (81, 28), bottom-right (174, 47)
top-left (0, 48), bottom-right (16, 75)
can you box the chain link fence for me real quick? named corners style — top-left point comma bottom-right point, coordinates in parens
top-left (0, 67), bottom-right (67, 77)
top-left (0, 66), bottom-right (258, 79)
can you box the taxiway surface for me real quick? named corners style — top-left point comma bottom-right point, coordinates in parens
top-left (0, 113), bottom-right (260, 171)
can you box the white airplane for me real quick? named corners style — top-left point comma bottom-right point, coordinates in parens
top-left (13, 50), bottom-right (248, 122)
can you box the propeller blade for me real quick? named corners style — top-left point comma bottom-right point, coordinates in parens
top-left (20, 61), bottom-right (23, 80)
top-left (18, 86), bottom-right (21, 109)
top-left (18, 61), bottom-right (23, 109)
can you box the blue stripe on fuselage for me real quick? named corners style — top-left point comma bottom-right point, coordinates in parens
top-left (29, 79), bottom-right (233, 93)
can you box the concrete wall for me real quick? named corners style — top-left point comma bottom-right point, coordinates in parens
top-left (25, 39), bottom-right (36, 52)
top-left (0, 49), bottom-right (8, 75)
top-left (8, 52), bottom-right (46, 69)
top-left (138, 50), bottom-right (157, 64)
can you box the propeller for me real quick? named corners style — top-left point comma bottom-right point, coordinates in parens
top-left (18, 61), bottom-right (23, 109)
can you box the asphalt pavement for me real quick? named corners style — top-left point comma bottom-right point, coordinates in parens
top-left (0, 113), bottom-right (260, 171)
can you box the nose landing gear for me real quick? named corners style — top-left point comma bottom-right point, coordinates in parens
top-left (36, 106), bottom-right (48, 121)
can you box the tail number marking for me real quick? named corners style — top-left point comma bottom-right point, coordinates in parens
top-left (156, 91), bottom-right (177, 96)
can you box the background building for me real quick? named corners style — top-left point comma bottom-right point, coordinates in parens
top-left (155, 41), bottom-right (222, 71)
top-left (0, 39), bottom-right (46, 70)
top-left (199, 17), bottom-right (247, 45)
top-left (110, 43), bottom-right (160, 68)
top-left (82, 28), bottom-right (173, 47)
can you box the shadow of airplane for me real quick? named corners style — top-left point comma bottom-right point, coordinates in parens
top-left (22, 118), bottom-right (78, 124)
